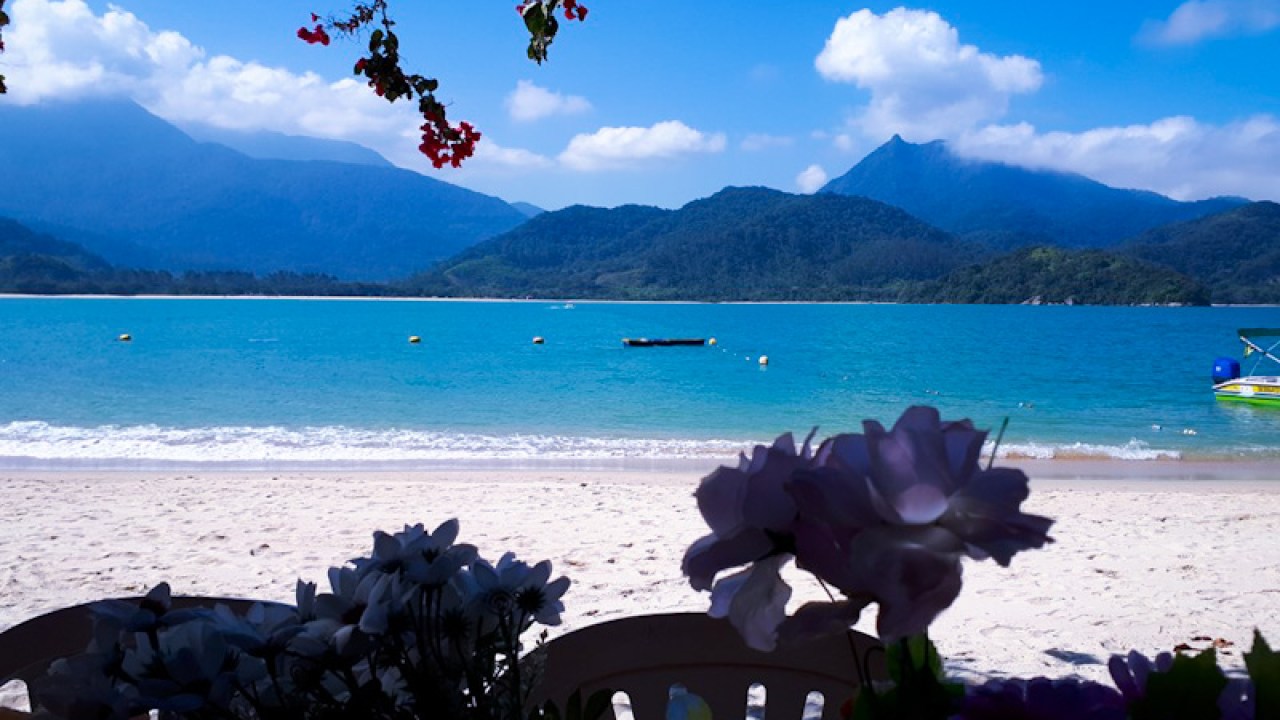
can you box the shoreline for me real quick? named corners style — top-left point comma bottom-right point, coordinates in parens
top-left (2, 294), bottom-right (1278, 308)
top-left (0, 456), bottom-right (1277, 479)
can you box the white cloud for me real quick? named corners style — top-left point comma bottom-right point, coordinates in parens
top-left (1139, 0), bottom-right (1280, 46)
top-left (504, 79), bottom-right (591, 122)
top-left (3, 0), bottom-right (200, 102)
top-left (558, 121), bottom-right (726, 171)
top-left (2, 0), bottom-right (413, 147)
top-left (815, 8), bottom-right (1042, 140)
top-left (954, 115), bottom-right (1280, 201)
top-left (795, 165), bottom-right (828, 194)
top-left (740, 133), bottom-right (793, 151)
top-left (473, 138), bottom-right (553, 169)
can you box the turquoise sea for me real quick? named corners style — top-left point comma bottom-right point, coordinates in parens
top-left (0, 297), bottom-right (1278, 468)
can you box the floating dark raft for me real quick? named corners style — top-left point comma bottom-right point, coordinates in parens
top-left (621, 338), bottom-right (706, 347)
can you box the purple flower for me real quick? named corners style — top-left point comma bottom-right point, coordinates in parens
top-left (684, 407), bottom-right (1055, 649)
top-left (682, 432), bottom-right (817, 649)
top-left (789, 407), bottom-right (1053, 640)
top-left (954, 676), bottom-right (1127, 720)
top-left (1107, 649), bottom-right (1174, 703)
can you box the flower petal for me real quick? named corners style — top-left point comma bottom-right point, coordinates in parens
top-left (432, 518), bottom-right (460, 547)
top-left (683, 531), bottom-right (774, 591)
top-left (708, 555), bottom-right (793, 651)
top-left (941, 468), bottom-right (1054, 565)
top-left (870, 545), bottom-right (963, 641)
top-left (742, 448), bottom-right (800, 531)
top-left (695, 466), bottom-right (748, 536)
top-left (941, 419), bottom-right (985, 488)
top-left (866, 408), bottom-right (953, 523)
top-left (777, 599), bottom-right (870, 643)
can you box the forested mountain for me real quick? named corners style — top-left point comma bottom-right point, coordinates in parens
top-left (821, 136), bottom-right (1245, 248)
top-left (409, 187), bottom-right (986, 300)
top-left (0, 100), bottom-right (528, 280)
top-left (0, 216), bottom-right (394, 296)
top-left (0, 218), bottom-right (110, 272)
top-left (906, 246), bottom-right (1210, 305)
top-left (1122, 201), bottom-right (1280, 304)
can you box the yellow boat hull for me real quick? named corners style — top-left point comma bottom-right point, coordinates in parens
top-left (1214, 377), bottom-right (1280, 404)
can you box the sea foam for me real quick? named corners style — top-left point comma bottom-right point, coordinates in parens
top-left (0, 420), bottom-right (1218, 470)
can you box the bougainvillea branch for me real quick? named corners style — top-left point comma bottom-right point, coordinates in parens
top-left (0, 0), bottom-right (10, 94)
top-left (299, 0), bottom-right (587, 168)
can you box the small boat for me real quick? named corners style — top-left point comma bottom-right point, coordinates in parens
top-left (622, 338), bottom-right (706, 347)
top-left (1212, 328), bottom-right (1280, 404)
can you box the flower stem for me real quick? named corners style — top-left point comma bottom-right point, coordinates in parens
top-left (987, 416), bottom-right (1010, 470)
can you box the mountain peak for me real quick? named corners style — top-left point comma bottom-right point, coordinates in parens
top-left (821, 137), bottom-right (1247, 247)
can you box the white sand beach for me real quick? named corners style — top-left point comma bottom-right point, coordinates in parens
top-left (2, 462), bottom-right (1278, 707)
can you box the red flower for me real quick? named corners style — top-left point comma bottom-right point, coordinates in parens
top-left (296, 24), bottom-right (330, 46)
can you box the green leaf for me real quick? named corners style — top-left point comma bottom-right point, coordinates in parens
top-left (425, 78), bottom-right (438, 93)
top-left (878, 636), bottom-right (962, 719)
top-left (368, 28), bottom-right (384, 52)
top-left (523, 3), bottom-right (546, 35)
top-left (1132, 649), bottom-right (1227, 720)
top-left (1246, 630), bottom-right (1280, 719)
top-left (910, 634), bottom-right (946, 681)
top-left (886, 633), bottom-right (946, 684)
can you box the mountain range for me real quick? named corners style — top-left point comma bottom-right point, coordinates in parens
top-left (0, 100), bottom-right (528, 280)
top-left (0, 99), bottom-right (1276, 304)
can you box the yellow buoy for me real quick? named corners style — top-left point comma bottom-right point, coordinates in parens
top-left (408, 335), bottom-right (421, 344)
top-left (758, 355), bottom-right (769, 366)
top-left (708, 337), bottom-right (717, 346)
top-left (118, 334), bottom-right (132, 342)
top-left (532, 336), bottom-right (545, 344)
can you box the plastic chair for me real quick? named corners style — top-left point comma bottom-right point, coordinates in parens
top-left (525, 613), bottom-right (885, 720)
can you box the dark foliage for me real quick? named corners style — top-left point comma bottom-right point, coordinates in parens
top-left (1122, 201), bottom-right (1280, 304)
top-left (408, 187), bottom-right (987, 301)
top-left (905, 246), bottom-right (1210, 305)
top-left (0, 222), bottom-right (398, 297)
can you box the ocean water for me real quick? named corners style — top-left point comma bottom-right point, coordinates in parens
top-left (0, 297), bottom-right (1278, 469)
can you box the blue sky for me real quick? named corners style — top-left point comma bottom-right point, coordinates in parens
top-left (2, 0), bottom-right (1279, 210)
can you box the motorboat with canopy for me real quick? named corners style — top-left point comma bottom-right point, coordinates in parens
top-left (1212, 328), bottom-right (1280, 405)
